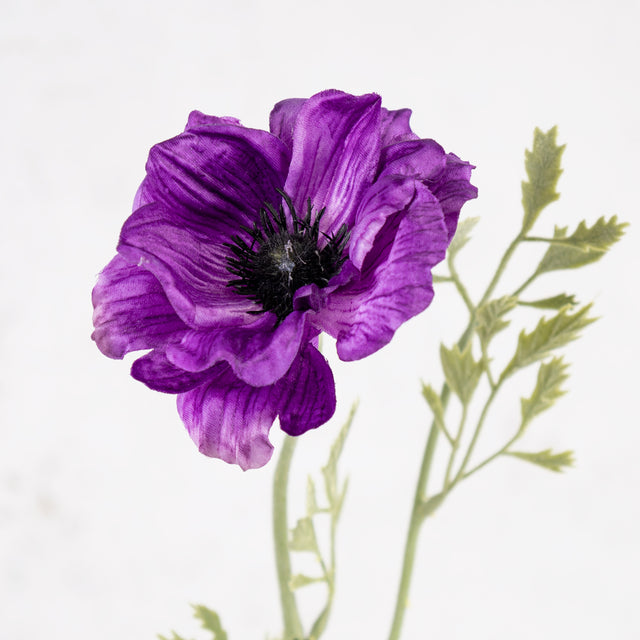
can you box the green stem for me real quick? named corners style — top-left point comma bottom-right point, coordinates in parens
top-left (478, 233), bottom-right (524, 307)
top-left (452, 386), bottom-right (499, 485)
top-left (512, 272), bottom-right (538, 297)
top-left (387, 412), bottom-right (443, 640)
top-left (388, 228), bottom-right (528, 640)
top-left (273, 435), bottom-right (304, 640)
top-left (449, 257), bottom-right (475, 314)
top-left (462, 429), bottom-right (522, 481)
top-left (444, 404), bottom-right (468, 489)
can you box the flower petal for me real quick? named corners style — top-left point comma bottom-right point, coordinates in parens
top-left (269, 97), bottom-right (305, 151)
top-left (380, 108), bottom-right (419, 146)
top-left (347, 174), bottom-right (416, 270)
top-left (429, 152), bottom-right (478, 240)
top-left (378, 138), bottom-right (447, 182)
top-left (133, 122), bottom-right (290, 228)
top-left (131, 349), bottom-right (214, 393)
top-left (283, 90), bottom-right (382, 237)
top-left (91, 254), bottom-right (188, 358)
top-left (277, 343), bottom-right (336, 436)
top-left (117, 202), bottom-right (257, 328)
top-left (177, 365), bottom-right (279, 470)
top-left (166, 311), bottom-right (312, 387)
top-left (185, 110), bottom-right (242, 130)
top-left (317, 181), bottom-right (449, 361)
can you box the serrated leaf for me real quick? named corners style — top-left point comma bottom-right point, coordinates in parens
top-left (518, 294), bottom-right (577, 310)
top-left (440, 342), bottom-right (484, 405)
top-left (546, 216), bottom-right (626, 251)
top-left (289, 574), bottom-right (326, 590)
top-left (192, 606), bottom-right (228, 640)
top-left (475, 296), bottom-right (518, 346)
top-left (507, 449), bottom-right (574, 472)
top-left (448, 216), bottom-right (480, 257)
top-left (503, 305), bottom-right (595, 377)
top-left (289, 516), bottom-right (318, 552)
top-left (521, 127), bottom-right (565, 233)
top-left (520, 357), bottom-right (569, 428)
top-left (536, 217), bottom-right (627, 274)
top-left (335, 478), bottom-right (349, 520)
top-left (321, 402), bottom-right (357, 508)
top-left (421, 383), bottom-right (448, 438)
top-left (306, 475), bottom-right (319, 516)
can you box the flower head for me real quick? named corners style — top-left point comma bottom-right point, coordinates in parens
top-left (92, 90), bottom-right (477, 470)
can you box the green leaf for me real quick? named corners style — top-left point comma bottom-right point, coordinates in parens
top-left (193, 606), bottom-right (228, 640)
top-left (289, 574), bottom-right (325, 590)
top-left (449, 216), bottom-right (480, 257)
top-left (335, 478), bottom-right (349, 521)
top-left (506, 449), bottom-right (574, 472)
top-left (503, 305), bottom-right (595, 378)
top-left (448, 216), bottom-right (480, 257)
top-left (520, 357), bottom-right (569, 428)
top-left (321, 402), bottom-right (357, 508)
top-left (518, 294), bottom-right (577, 310)
top-left (440, 342), bottom-right (484, 405)
top-left (521, 126), bottom-right (565, 233)
top-left (158, 634), bottom-right (189, 640)
top-left (421, 383), bottom-right (449, 440)
top-left (475, 296), bottom-right (518, 346)
top-left (289, 516), bottom-right (318, 552)
top-left (536, 217), bottom-right (627, 274)
top-left (306, 475), bottom-right (320, 516)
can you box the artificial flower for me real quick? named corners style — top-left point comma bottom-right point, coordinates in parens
top-left (92, 90), bottom-right (477, 469)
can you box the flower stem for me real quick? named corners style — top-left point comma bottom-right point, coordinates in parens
top-left (273, 434), bottom-right (304, 640)
top-left (387, 408), bottom-right (443, 640)
top-left (388, 227), bottom-right (527, 640)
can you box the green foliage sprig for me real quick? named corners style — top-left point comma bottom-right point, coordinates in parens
top-left (420, 127), bottom-right (625, 497)
top-left (388, 126), bottom-right (626, 640)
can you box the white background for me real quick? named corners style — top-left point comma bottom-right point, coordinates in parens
top-left (2, 0), bottom-right (639, 638)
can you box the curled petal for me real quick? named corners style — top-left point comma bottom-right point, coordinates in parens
top-left (380, 108), bottom-right (419, 146)
top-left (185, 110), bottom-right (242, 130)
top-left (429, 153), bottom-right (478, 240)
top-left (277, 343), bottom-right (336, 436)
top-left (378, 138), bottom-right (447, 182)
top-left (283, 90), bottom-right (382, 237)
top-left (131, 349), bottom-right (214, 394)
top-left (177, 365), bottom-right (279, 470)
top-left (117, 203), bottom-right (257, 328)
top-left (318, 181), bottom-right (449, 361)
top-left (269, 98), bottom-right (306, 152)
top-left (92, 254), bottom-right (188, 358)
top-left (133, 123), bottom-right (289, 228)
top-left (166, 311), bottom-right (312, 387)
top-left (348, 174), bottom-right (416, 270)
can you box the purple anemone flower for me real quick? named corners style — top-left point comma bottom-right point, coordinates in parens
top-left (92, 90), bottom-right (477, 470)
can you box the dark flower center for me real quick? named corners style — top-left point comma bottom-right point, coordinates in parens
top-left (225, 192), bottom-right (349, 321)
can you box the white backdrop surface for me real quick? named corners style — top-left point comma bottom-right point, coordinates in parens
top-left (1, 0), bottom-right (639, 638)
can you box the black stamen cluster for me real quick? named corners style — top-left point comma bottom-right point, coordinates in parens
top-left (225, 191), bottom-right (349, 321)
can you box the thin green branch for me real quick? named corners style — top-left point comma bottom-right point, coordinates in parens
top-left (388, 226), bottom-right (528, 640)
top-left (512, 272), bottom-right (538, 297)
top-left (452, 386), bottom-right (499, 486)
top-left (462, 431), bottom-right (521, 481)
top-left (273, 436), bottom-right (304, 640)
top-left (448, 256), bottom-right (475, 314)
top-left (480, 341), bottom-right (497, 390)
top-left (444, 404), bottom-right (469, 490)
top-left (522, 236), bottom-right (562, 243)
